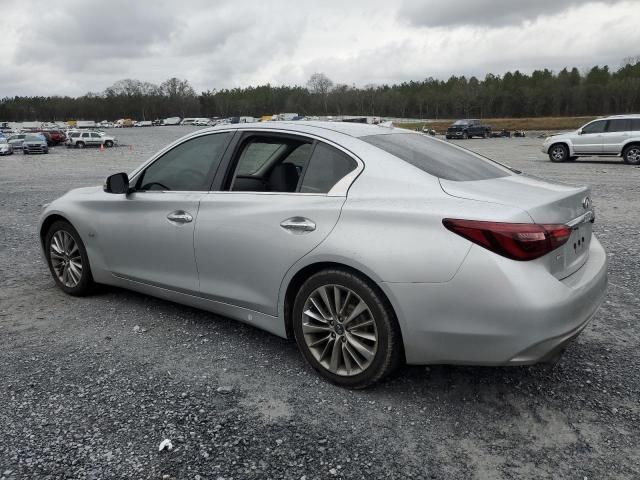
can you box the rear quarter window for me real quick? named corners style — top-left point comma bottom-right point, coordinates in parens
top-left (361, 133), bottom-right (512, 181)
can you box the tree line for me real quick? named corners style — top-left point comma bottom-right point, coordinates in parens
top-left (1, 59), bottom-right (640, 122)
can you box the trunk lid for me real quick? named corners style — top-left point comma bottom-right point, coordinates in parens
top-left (440, 174), bottom-right (594, 279)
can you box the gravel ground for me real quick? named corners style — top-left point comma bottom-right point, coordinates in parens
top-left (1, 127), bottom-right (638, 479)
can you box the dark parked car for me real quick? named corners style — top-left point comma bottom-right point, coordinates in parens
top-left (446, 119), bottom-right (492, 139)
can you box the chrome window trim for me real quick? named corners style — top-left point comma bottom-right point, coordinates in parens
top-left (129, 127), bottom-right (364, 197)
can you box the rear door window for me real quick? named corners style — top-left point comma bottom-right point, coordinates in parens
top-left (225, 134), bottom-right (356, 194)
top-left (631, 119), bottom-right (640, 131)
top-left (607, 119), bottom-right (631, 132)
top-left (228, 135), bottom-right (313, 193)
top-left (361, 133), bottom-right (511, 181)
top-left (235, 141), bottom-right (285, 176)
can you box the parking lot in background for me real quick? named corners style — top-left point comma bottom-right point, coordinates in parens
top-left (0, 127), bottom-right (638, 479)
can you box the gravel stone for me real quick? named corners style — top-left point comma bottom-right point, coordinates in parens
top-left (0, 128), bottom-right (638, 479)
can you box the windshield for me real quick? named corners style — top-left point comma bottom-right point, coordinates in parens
top-left (361, 133), bottom-right (513, 181)
top-left (25, 135), bottom-right (43, 142)
top-left (453, 120), bottom-right (470, 126)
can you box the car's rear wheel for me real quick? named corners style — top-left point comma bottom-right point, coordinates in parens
top-left (45, 220), bottom-right (94, 296)
top-left (462, 132), bottom-right (469, 139)
top-left (549, 143), bottom-right (569, 162)
top-left (76, 142), bottom-right (85, 149)
top-left (622, 144), bottom-right (640, 165)
top-left (104, 140), bottom-right (114, 148)
top-left (293, 269), bottom-right (402, 389)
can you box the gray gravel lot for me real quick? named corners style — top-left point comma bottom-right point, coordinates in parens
top-left (1, 127), bottom-right (639, 479)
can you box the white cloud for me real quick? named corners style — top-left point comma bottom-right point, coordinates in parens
top-left (0, 0), bottom-right (638, 97)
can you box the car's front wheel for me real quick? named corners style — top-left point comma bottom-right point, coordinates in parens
top-left (45, 220), bottom-right (94, 296)
top-left (622, 144), bottom-right (640, 165)
top-left (549, 143), bottom-right (569, 162)
top-left (293, 269), bottom-right (402, 389)
top-left (76, 142), bottom-right (85, 149)
top-left (104, 140), bottom-right (114, 148)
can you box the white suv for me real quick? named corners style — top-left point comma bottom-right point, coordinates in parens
top-left (66, 131), bottom-right (116, 148)
top-left (542, 115), bottom-right (640, 164)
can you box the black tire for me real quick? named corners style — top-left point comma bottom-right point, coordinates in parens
top-left (104, 140), bottom-right (114, 148)
top-left (548, 143), bottom-right (569, 162)
top-left (622, 144), bottom-right (640, 165)
top-left (293, 269), bottom-right (402, 389)
top-left (462, 131), bottom-right (469, 139)
top-left (45, 220), bottom-right (95, 296)
top-left (23, 150), bottom-right (28, 155)
top-left (76, 141), bottom-right (85, 149)
top-left (445, 135), bottom-right (451, 139)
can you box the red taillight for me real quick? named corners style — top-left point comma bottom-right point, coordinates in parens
top-left (443, 219), bottom-right (571, 261)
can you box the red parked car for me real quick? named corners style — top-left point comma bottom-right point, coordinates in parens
top-left (41, 130), bottom-right (67, 146)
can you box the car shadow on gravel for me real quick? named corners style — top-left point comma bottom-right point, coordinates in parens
top-left (90, 284), bottom-right (591, 398)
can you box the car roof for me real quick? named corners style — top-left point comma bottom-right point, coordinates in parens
top-left (205, 121), bottom-right (404, 138)
top-left (603, 114), bottom-right (640, 119)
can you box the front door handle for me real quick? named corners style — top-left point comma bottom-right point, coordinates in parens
top-left (280, 217), bottom-right (316, 233)
top-left (167, 210), bottom-right (193, 224)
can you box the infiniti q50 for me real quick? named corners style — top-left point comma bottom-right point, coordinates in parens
top-left (39, 122), bottom-right (607, 388)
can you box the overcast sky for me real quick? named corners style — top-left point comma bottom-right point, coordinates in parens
top-left (0, 0), bottom-right (638, 97)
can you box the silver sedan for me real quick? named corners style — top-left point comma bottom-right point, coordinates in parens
top-left (39, 122), bottom-right (608, 388)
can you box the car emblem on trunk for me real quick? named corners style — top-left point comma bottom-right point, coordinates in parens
top-left (582, 197), bottom-right (591, 210)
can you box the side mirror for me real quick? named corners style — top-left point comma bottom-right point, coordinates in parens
top-left (104, 172), bottom-right (130, 194)
top-left (577, 129), bottom-right (583, 135)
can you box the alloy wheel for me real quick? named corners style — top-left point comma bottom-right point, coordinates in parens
top-left (625, 147), bottom-right (640, 164)
top-left (551, 146), bottom-right (566, 161)
top-left (50, 230), bottom-right (83, 288)
top-left (301, 284), bottom-right (378, 376)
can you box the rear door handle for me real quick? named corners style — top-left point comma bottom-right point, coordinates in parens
top-left (280, 217), bottom-right (316, 233)
top-left (167, 210), bottom-right (193, 224)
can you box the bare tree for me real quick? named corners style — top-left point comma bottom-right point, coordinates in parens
top-left (307, 73), bottom-right (334, 113)
top-left (160, 77), bottom-right (196, 98)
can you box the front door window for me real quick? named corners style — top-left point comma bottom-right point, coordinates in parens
top-left (137, 132), bottom-right (232, 191)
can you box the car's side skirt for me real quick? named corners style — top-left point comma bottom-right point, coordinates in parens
top-left (108, 274), bottom-right (287, 338)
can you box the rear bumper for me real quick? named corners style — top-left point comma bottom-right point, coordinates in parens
top-left (382, 236), bottom-right (608, 365)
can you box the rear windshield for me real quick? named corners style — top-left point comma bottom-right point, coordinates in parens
top-left (361, 133), bottom-right (512, 181)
